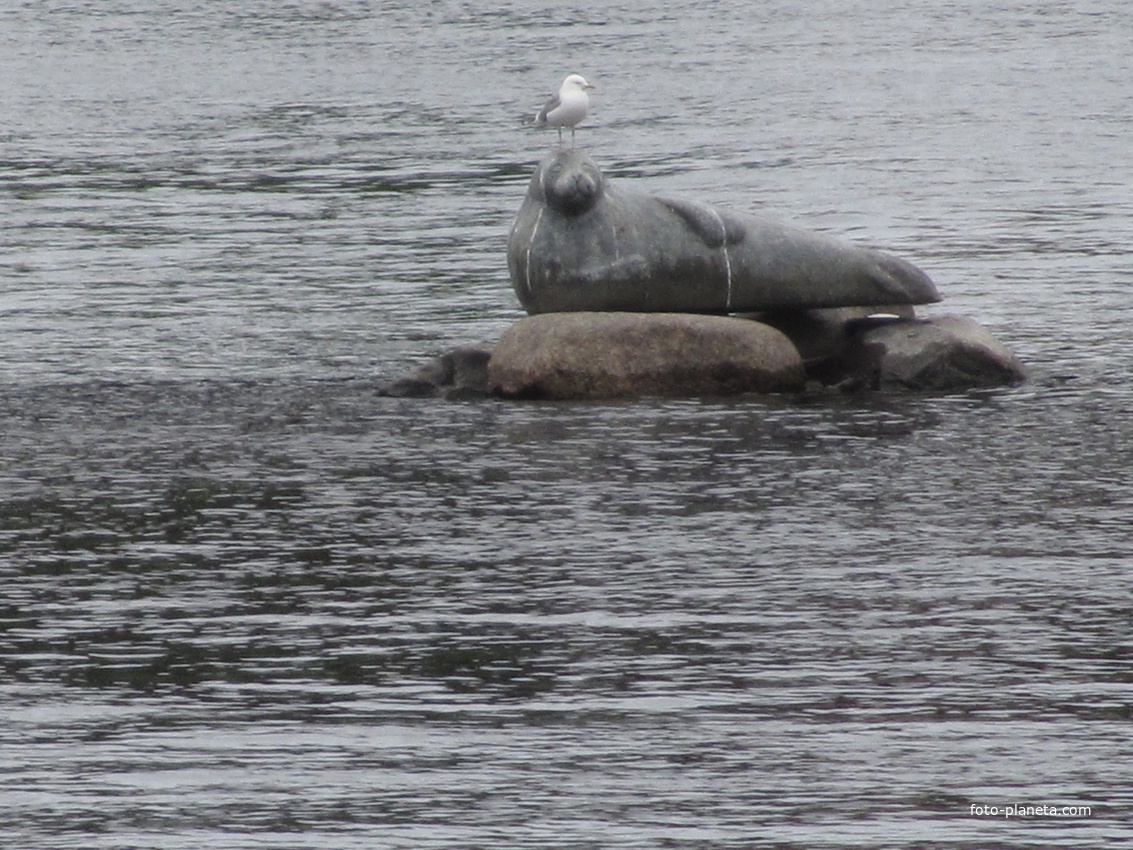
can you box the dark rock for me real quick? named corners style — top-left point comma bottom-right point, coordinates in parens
top-left (507, 148), bottom-right (941, 315)
top-left (833, 314), bottom-right (1026, 391)
top-left (756, 305), bottom-right (918, 364)
top-left (381, 345), bottom-right (493, 399)
top-left (442, 345), bottom-right (492, 396)
top-left (381, 375), bottom-right (441, 398)
top-left (488, 312), bottom-right (805, 400)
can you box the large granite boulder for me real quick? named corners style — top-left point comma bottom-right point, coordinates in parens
top-left (488, 312), bottom-right (805, 400)
top-left (507, 149), bottom-right (941, 315)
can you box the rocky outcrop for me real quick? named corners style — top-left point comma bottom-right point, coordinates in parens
top-left (487, 312), bottom-right (805, 400)
top-left (507, 149), bottom-right (941, 315)
top-left (382, 311), bottom-right (1024, 401)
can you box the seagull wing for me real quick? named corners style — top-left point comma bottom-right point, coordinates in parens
top-left (536, 92), bottom-right (560, 124)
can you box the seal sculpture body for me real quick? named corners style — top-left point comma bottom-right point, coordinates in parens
top-left (507, 149), bottom-right (941, 315)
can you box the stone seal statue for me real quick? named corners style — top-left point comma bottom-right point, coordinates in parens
top-left (507, 149), bottom-right (941, 315)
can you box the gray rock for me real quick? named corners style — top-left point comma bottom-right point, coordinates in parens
top-left (488, 312), bottom-right (806, 400)
top-left (835, 314), bottom-right (1026, 391)
top-left (381, 373), bottom-right (441, 399)
top-left (508, 149), bottom-right (941, 315)
top-left (442, 345), bottom-right (493, 399)
top-left (381, 345), bottom-right (493, 399)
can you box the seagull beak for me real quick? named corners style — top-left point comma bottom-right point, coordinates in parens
top-left (585, 83), bottom-right (596, 91)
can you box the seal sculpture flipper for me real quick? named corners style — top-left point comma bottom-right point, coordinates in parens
top-left (507, 149), bottom-right (941, 315)
top-left (656, 197), bottom-right (747, 248)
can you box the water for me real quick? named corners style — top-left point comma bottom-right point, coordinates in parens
top-left (2, 1), bottom-right (1132, 847)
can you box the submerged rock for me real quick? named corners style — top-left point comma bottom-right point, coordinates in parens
top-left (507, 148), bottom-right (941, 315)
top-left (381, 345), bottom-right (493, 399)
top-left (487, 312), bottom-right (805, 400)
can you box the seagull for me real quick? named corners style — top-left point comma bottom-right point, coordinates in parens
top-left (535, 74), bottom-right (595, 146)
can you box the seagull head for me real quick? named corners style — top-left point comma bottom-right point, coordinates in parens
top-left (562, 74), bottom-right (595, 92)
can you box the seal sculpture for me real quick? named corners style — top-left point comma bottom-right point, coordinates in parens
top-left (507, 149), bottom-right (941, 315)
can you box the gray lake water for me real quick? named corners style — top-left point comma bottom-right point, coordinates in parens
top-left (2, 1), bottom-right (1132, 848)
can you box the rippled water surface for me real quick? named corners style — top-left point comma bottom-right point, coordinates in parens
top-left (3, 1), bottom-right (1132, 848)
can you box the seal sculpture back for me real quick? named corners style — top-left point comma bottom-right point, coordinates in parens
top-left (507, 149), bottom-right (941, 315)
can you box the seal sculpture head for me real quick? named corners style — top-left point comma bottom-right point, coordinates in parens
top-left (532, 149), bottom-right (605, 216)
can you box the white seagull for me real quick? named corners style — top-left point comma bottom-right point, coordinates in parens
top-left (535, 74), bottom-right (595, 146)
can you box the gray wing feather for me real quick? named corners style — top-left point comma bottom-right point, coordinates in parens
top-left (536, 92), bottom-right (560, 123)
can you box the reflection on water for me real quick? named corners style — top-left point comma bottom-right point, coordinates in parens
top-left (3, 0), bottom-right (1133, 847)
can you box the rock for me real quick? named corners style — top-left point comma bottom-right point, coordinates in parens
top-left (507, 148), bottom-right (941, 315)
top-left (381, 373), bottom-right (440, 399)
top-left (384, 313), bottom-right (1023, 400)
top-left (381, 345), bottom-right (493, 399)
top-left (833, 314), bottom-right (1026, 391)
top-left (755, 305), bottom-right (918, 364)
top-left (488, 312), bottom-right (806, 400)
top-left (444, 345), bottom-right (492, 396)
